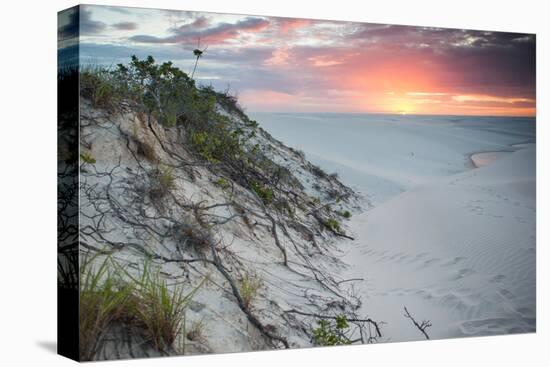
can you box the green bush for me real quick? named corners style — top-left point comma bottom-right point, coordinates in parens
top-left (338, 210), bottom-right (352, 219)
top-left (80, 67), bottom-right (119, 110)
top-left (312, 315), bottom-right (352, 346)
top-left (250, 181), bottom-right (274, 205)
top-left (214, 177), bottom-right (231, 190)
top-left (324, 218), bottom-right (341, 233)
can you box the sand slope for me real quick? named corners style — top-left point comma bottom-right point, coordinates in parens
top-left (257, 113), bottom-right (536, 342)
top-left (343, 145), bottom-right (536, 341)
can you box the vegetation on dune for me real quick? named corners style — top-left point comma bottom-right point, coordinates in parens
top-left (77, 55), bottom-right (363, 358)
top-left (79, 255), bottom-right (203, 360)
top-left (324, 217), bottom-right (342, 233)
top-left (239, 275), bottom-right (263, 309)
top-left (80, 152), bottom-right (96, 165)
top-left (79, 255), bottom-right (135, 361)
top-left (337, 210), bottom-right (352, 219)
top-left (312, 315), bottom-right (352, 346)
top-left (80, 55), bottom-right (339, 217)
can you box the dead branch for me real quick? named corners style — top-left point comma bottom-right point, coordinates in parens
top-left (403, 306), bottom-right (432, 340)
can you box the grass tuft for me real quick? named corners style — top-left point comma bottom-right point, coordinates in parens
top-left (149, 165), bottom-right (175, 200)
top-left (79, 255), bottom-right (134, 361)
top-left (79, 256), bottom-right (204, 359)
top-left (239, 275), bottom-right (263, 309)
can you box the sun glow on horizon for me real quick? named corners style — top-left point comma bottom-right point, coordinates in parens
top-left (73, 5), bottom-right (536, 117)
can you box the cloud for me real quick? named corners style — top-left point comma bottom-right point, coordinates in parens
top-left (58, 7), bottom-right (79, 42)
top-left (170, 16), bottom-right (210, 33)
top-left (452, 94), bottom-right (535, 104)
top-left (76, 6), bottom-right (535, 115)
top-left (407, 92), bottom-right (448, 96)
top-left (111, 21), bottom-right (138, 31)
top-left (130, 17), bottom-right (270, 46)
top-left (276, 18), bottom-right (312, 34)
top-left (80, 7), bottom-right (106, 34)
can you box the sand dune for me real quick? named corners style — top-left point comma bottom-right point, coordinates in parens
top-left (343, 145), bottom-right (535, 341)
top-left (257, 113), bottom-right (536, 342)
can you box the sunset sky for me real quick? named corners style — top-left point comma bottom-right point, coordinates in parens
top-left (59, 5), bottom-right (536, 116)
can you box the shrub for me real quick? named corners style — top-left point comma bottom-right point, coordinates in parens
top-left (338, 210), bottom-right (352, 219)
top-left (324, 218), bottom-right (341, 233)
top-left (214, 177), bottom-right (231, 190)
top-left (80, 66), bottom-right (119, 110)
top-left (311, 164), bottom-right (327, 178)
top-left (174, 220), bottom-right (214, 253)
top-left (250, 181), bottom-right (274, 205)
top-left (239, 275), bottom-right (262, 309)
top-left (312, 315), bottom-right (352, 346)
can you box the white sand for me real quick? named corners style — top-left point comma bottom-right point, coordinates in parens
top-left (470, 151), bottom-right (512, 168)
top-left (256, 113), bottom-right (536, 341)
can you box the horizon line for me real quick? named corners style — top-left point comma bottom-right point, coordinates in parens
top-left (248, 111), bottom-right (536, 119)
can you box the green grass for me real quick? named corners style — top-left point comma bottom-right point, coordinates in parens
top-left (214, 177), bottom-right (231, 190)
top-left (131, 264), bottom-right (201, 351)
top-left (324, 218), bottom-right (342, 233)
top-left (79, 256), bottom-right (204, 360)
top-left (239, 275), bottom-right (263, 309)
top-left (79, 255), bottom-right (134, 361)
top-left (149, 165), bottom-right (176, 200)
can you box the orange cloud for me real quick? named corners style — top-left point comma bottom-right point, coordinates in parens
top-left (277, 18), bottom-right (312, 34)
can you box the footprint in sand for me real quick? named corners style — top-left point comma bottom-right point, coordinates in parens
top-left (497, 288), bottom-right (516, 300)
top-left (407, 252), bottom-right (428, 264)
top-left (415, 289), bottom-right (434, 300)
top-left (452, 268), bottom-right (475, 280)
top-left (417, 257), bottom-right (441, 269)
top-left (442, 256), bottom-right (466, 267)
top-left (489, 274), bottom-right (506, 283)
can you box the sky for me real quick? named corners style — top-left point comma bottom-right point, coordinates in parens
top-left (59, 5), bottom-right (536, 116)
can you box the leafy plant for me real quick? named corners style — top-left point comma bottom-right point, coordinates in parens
top-left (214, 177), bottom-right (231, 190)
top-left (250, 181), bottom-right (274, 205)
top-left (312, 315), bottom-right (352, 346)
top-left (337, 210), bottom-right (352, 219)
top-left (80, 152), bottom-right (96, 164)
